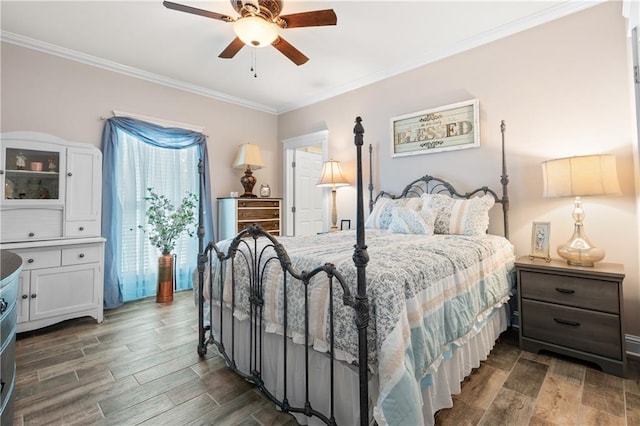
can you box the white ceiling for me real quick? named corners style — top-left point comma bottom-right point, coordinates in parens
top-left (1, 1), bottom-right (600, 114)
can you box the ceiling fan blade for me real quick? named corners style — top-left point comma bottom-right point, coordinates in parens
top-left (163, 1), bottom-right (233, 22)
top-left (279, 10), bottom-right (337, 29)
top-left (272, 36), bottom-right (309, 66)
top-left (219, 37), bottom-right (245, 59)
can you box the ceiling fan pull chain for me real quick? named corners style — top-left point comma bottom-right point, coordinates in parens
top-left (251, 47), bottom-right (258, 78)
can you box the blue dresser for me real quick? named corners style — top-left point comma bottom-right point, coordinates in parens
top-left (0, 250), bottom-right (22, 425)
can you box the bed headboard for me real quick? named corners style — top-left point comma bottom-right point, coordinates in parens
top-left (369, 121), bottom-right (510, 239)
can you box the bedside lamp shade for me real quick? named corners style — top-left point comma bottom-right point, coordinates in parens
top-left (317, 160), bottom-right (349, 232)
top-left (233, 143), bottom-right (265, 198)
top-left (541, 154), bottom-right (621, 266)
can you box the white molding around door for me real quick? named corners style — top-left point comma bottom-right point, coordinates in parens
top-left (281, 130), bottom-right (329, 236)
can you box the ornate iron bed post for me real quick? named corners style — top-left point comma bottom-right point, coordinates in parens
top-left (196, 158), bottom-right (207, 356)
top-left (353, 117), bottom-right (370, 426)
top-left (368, 144), bottom-right (374, 213)
top-left (500, 120), bottom-right (510, 240)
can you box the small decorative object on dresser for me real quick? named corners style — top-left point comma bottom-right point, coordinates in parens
top-left (529, 221), bottom-right (551, 262)
top-left (259, 184), bottom-right (271, 198)
top-left (516, 256), bottom-right (626, 377)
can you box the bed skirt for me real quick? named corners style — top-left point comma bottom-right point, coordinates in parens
top-left (204, 301), bottom-right (509, 426)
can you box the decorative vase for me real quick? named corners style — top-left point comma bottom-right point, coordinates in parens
top-left (157, 253), bottom-right (174, 303)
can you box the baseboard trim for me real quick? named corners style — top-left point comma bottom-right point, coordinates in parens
top-left (626, 334), bottom-right (640, 358)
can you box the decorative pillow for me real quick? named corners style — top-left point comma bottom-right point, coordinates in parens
top-left (388, 205), bottom-right (437, 235)
top-left (421, 193), bottom-right (495, 236)
top-left (365, 197), bottom-right (422, 229)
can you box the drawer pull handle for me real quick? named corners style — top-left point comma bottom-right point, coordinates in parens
top-left (28, 232), bottom-right (35, 237)
top-left (79, 226), bottom-right (85, 231)
top-left (79, 253), bottom-right (85, 258)
top-left (1, 380), bottom-right (4, 394)
top-left (0, 298), bottom-right (7, 314)
top-left (27, 258), bottom-right (34, 264)
top-left (67, 172), bottom-right (73, 177)
top-left (31, 294), bottom-right (37, 299)
top-left (21, 295), bottom-right (28, 299)
top-left (554, 318), bottom-right (580, 327)
top-left (555, 288), bottom-right (575, 294)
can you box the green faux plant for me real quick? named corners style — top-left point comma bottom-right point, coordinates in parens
top-left (139, 187), bottom-right (198, 255)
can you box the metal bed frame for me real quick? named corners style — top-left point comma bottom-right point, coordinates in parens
top-left (194, 118), bottom-right (509, 426)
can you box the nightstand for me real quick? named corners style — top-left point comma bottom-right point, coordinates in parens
top-left (217, 197), bottom-right (282, 241)
top-left (515, 256), bottom-right (626, 377)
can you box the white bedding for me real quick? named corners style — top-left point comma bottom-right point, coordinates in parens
top-left (200, 229), bottom-right (516, 425)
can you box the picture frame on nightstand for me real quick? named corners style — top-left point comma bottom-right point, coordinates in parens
top-left (529, 221), bottom-right (551, 262)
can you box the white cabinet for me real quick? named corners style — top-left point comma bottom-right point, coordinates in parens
top-left (11, 239), bottom-right (104, 332)
top-left (0, 132), bottom-right (104, 332)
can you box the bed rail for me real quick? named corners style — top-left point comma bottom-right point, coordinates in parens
top-left (196, 117), bottom-right (370, 426)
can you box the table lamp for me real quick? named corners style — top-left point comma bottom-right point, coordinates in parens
top-left (541, 154), bottom-right (621, 266)
top-left (317, 159), bottom-right (349, 232)
top-left (233, 143), bottom-right (264, 198)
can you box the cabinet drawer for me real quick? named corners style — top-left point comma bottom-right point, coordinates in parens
top-left (519, 270), bottom-right (619, 314)
top-left (236, 220), bottom-right (280, 233)
top-left (0, 277), bottom-right (18, 321)
top-left (65, 220), bottom-right (100, 238)
top-left (12, 249), bottom-right (61, 270)
top-left (62, 244), bottom-right (102, 265)
top-left (1, 208), bottom-right (63, 242)
top-left (0, 302), bottom-right (16, 352)
top-left (521, 299), bottom-right (622, 360)
top-left (237, 208), bottom-right (279, 221)
top-left (237, 200), bottom-right (280, 208)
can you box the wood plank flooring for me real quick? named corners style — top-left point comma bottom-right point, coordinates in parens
top-left (12, 290), bottom-right (640, 425)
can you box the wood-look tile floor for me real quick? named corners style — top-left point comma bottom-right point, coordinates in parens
top-left (12, 290), bottom-right (640, 426)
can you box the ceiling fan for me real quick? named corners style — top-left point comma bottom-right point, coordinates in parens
top-left (163, 0), bottom-right (337, 66)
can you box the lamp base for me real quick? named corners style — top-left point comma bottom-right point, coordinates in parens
top-left (240, 167), bottom-right (257, 198)
top-left (557, 224), bottom-right (605, 267)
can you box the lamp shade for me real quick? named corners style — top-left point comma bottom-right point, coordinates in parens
top-left (541, 154), bottom-right (621, 198)
top-left (317, 160), bottom-right (349, 187)
top-left (233, 143), bottom-right (264, 170)
top-left (233, 16), bottom-right (278, 47)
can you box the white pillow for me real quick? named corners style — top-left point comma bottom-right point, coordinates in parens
top-left (421, 193), bottom-right (495, 236)
top-left (388, 205), bottom-right (437, 235)
top-left (365, 197), bottom-right (422, 229)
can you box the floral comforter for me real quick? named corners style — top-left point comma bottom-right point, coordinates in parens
top-left (206, 229), bottom-right (515, 425)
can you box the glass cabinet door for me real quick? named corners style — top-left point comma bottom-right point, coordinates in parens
top-left (3, 147), bottom-right (61, 201)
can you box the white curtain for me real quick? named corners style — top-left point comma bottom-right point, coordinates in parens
top-left (115, 128), bottom-right (199, 301)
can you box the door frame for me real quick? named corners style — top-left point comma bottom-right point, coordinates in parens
top-left (281, 130), bottom-right (329, 236)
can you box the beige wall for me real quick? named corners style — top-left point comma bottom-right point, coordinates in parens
top-left (0, 42), bottom-right (281, 210)
top-left (278, 2), bottom-right (640, 336)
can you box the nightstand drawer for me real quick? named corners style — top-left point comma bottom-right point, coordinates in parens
top-left (519, 270), bottom-right (619, 314)
top-left (521, 299), bottom-right (622, 360)
top-left (236, 220), bottom-right (279, 233)
top-left (237, 200), bottom-right (280, 208)
top-left (237, 208), bottom-right (280, 220)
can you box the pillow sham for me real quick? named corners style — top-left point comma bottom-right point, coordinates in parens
top-left (421, 193), bottom-right (495, 236)
top-left (365, 197), bottom-right (422, 230)
top-left (387, 205), bottom-right (437, 235)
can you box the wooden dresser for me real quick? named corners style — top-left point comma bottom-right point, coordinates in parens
top-left (217, 197), bottom-right (282, 241)
top-left (516, 256), bottom-right (626, 377)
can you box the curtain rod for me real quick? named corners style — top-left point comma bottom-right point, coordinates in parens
top-left (99, 110), bottom-right (207, 136)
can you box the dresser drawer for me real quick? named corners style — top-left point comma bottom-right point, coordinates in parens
top-left (521, 299), bottom-right (622, 360)
top-left (65, 220), bottom-right (100, 238)
top-left (237, 200), bottom-right (280, 208)
top-left (1, 208), bottom-right (63, 242)
top-left (519, 270), bottom-right (619, 314)
top-left (237, 208), bottom-right (280, 221)
top-left (12, 249), bottom-right (61, 270)
top-left (61, 244), bottom-right (102, 265)
top-left (237, 220), bottom-right (280, 233)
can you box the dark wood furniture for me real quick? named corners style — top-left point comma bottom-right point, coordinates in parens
top-left (516, 256), bottom-right (626, 377)
top-left (217, 197), bottom-right (281, 241)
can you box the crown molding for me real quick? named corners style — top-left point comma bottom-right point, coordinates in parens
top-left (276, 0), bottom-right (605, 114)
top-left (0, 31), bottom-right (278, 115)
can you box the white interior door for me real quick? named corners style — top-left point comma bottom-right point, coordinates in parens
top-left (294, 149), bottom-right (323, 236)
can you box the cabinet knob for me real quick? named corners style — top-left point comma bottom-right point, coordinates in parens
top-left (30, 294), bottom-right (37, 299)
top-left (79, 226), bottom-right (85, 231)
top-left (67, 172), bottom-right (73, 177)
top-left (21, 295), bottom-right (28, 299)
top-left (79, 253), bottom-right (85, 258)
top-left (0, 170), bottom-right (4, 175)
top-left (27, 258), bottom-right (34, 263)
top-left (28, 232), bottom-right (35, 237)
top-left (0, 298), bottom-right (7, 314)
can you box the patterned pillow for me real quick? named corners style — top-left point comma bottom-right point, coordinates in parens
top-left (365, 197), bottom-right (422, 229)
top-left (388, 205), bottom-right (437, 235)
top-left (421, 193), bottom-right (495, 235)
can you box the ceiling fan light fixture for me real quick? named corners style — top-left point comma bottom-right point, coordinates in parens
top-left (233, 16), bottom-right (278, 47)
